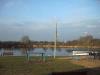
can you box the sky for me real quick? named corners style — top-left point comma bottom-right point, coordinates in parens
top-left (0, 0), bottom-right (100, 41)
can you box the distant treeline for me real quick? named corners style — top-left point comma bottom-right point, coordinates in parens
top-left (0, 35), bottom-right (100, 48)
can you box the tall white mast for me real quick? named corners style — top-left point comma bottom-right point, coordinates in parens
top-left (54, 22), bottom-right (57, 59)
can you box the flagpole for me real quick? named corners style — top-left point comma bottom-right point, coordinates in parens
top-left (54, 22), bottom-right (57, 59)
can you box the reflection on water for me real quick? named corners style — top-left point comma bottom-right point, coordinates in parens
top-left (0, 48), bottom-right (99, 56)
top-left (0, 48), bottom-right (73, 56)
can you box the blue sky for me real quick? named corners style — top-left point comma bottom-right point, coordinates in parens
top-left (0, 0), bottom-right (100, 41)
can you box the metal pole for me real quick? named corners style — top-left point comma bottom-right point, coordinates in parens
top-left (54, 22), bottom-right (57, 59)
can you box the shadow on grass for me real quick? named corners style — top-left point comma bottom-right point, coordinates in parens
top-left (0, 65), bottom-right (3, 69)
top-left (50, 67), bottom-right (100, 75)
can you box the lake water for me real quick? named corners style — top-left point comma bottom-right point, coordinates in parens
top-left (0, 48), bottom-right (73, 56)
top-left (0, 48), bottom-right (99, 56)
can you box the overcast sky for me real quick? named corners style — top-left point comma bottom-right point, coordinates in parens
top-left (0, 0), bottom-right (100, 41)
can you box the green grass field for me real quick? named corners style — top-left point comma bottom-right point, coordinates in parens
top-left (0, 56), bottom-right (84, 75)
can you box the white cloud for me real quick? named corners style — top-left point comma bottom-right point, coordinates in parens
top-left (0, 18), bottom-right (100, 41)
top-left (63, 18), bottom-right (100, 29)
top-left (0, 21), bottom-right (55, 34)
top-left (83, 32), bottom-right (90, 36)
top-left (87, 25), bottom-right (97, 28)
top-left (0, 21), bottom-right (54, 41)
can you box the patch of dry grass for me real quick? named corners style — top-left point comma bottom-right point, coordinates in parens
top-left (57, 56), bottom-right (100, 68)
top-left (70, 58), bottom-right (100, 68)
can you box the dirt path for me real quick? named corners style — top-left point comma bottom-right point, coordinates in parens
top-left (70, 59), bottom-right (100, 68)
top-left (57, 57), bottom-right (100, 68)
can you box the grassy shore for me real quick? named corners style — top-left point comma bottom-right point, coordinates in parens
top-left (0, 56), bottom-right (84, 75)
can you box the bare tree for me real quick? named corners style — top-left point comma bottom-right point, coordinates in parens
top-left (21, 36), bottom-right (30, 43)
top-left (21, 35), bottom-right (31, 61)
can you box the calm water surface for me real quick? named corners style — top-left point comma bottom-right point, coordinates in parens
top-left (0, 48), bottom-right (72, 56)
top-left (0, 48), bottom-right (99, 56)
